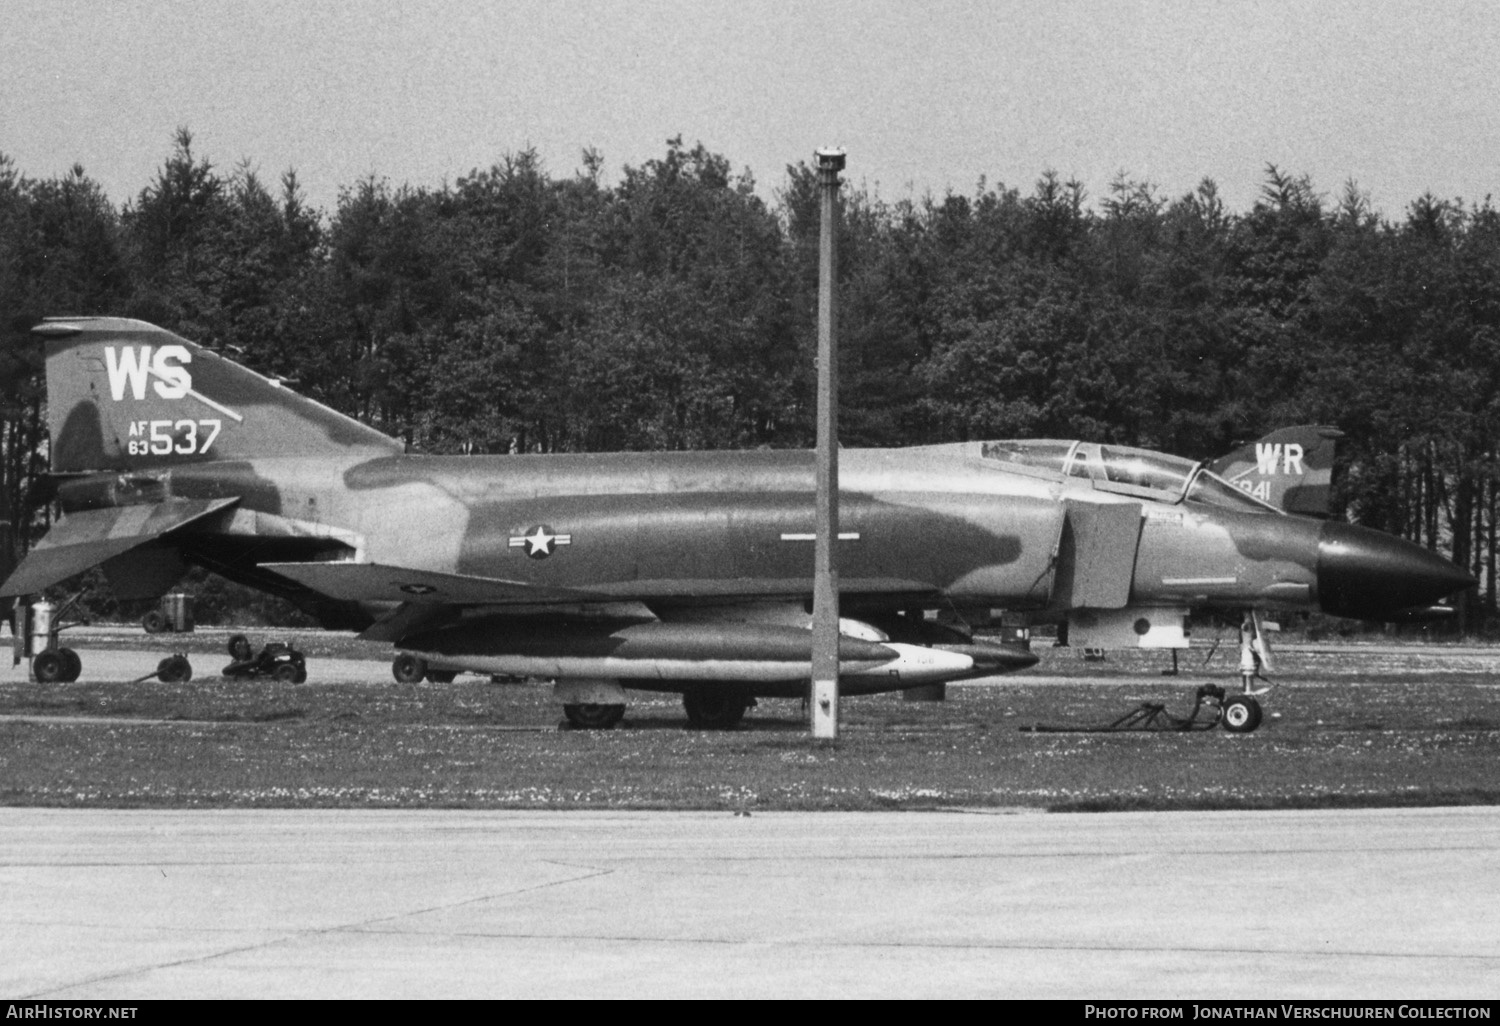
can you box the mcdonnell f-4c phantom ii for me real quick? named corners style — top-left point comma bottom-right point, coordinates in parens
top-left (1, 318), bottom-right (1476, 730)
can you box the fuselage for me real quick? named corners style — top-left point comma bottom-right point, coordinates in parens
top-left (54, 442), bottom-right (1344, 619)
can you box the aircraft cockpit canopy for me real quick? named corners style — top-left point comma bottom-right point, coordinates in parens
top-left (979, 439), bottom-right (1278, 513)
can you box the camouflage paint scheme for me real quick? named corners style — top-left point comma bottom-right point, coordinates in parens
top-left (1, 319), bottom-right (1475, 716)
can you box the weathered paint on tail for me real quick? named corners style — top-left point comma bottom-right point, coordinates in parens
top-left (1208, 424), bottom-right (1343, 516)
top-left (37, 317), bottom-right (400, 473)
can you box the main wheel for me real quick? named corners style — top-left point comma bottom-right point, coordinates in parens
top-left (392, 653), bottom-right (427, 684)
top-left (1221, 694), bottom-right (1263, 734)
top-left (57, 648), bottom-right (82, 683)
top-left (142, 610), bottom-right (166, 634)
top-left (682, 687), bottom-right (750, 730)
top-left (227, 634), bottom-right (253, 661)
top-left (563, 703), bottom-right (625, 729)
top-left (32, 650), bottom-right (64, 683)
top-left (273, 662), bottom-right (301, 683)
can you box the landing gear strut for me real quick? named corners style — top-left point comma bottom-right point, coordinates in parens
top-left (1224, 610), bottom-right (1274, 734)
top-left (16, 597), bottom-right (84, 683)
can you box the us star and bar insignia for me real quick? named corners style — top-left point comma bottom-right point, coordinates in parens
top-left (509, 525), bottom-right (572, 559)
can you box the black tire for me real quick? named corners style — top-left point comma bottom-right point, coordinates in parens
top-left (273, 662), bottom-right (300, 683)
top-left (32, 650), bottom-right (64, 683)
top-left (1222, 694), bottom-right (1263, 734)
top-left (142, 610), bottom-right (166, 634)
top-left (293, 665), bottom-right (308, 684)
top-left (227, 634), bottom-right (253, 661)
top-left (426, 669), bottom-right (458, 684)
top-left (682, 686), bottom-right (750, 730)
top-left (157, 655), bottom-right (192, 684)
top-left (563, 703), bottom-right (625, 729)
top-left (57, 648), bottom-right (82, 683)
top-left (392, 653), bottom-right (427, 684)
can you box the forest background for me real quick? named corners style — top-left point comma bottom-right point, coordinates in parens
top-left (3, 131), bottom-right (1498, 630)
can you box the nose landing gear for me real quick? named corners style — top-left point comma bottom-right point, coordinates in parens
top-left (1020, 609), bottom-right (1278, 735)
top-left (1223, 610), bottom-right (1275, 734)
top-left (1221, 693), bottom-right (1263, 734)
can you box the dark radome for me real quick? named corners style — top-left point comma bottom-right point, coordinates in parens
top-left (1317, 520), bottom-right (1476, 620)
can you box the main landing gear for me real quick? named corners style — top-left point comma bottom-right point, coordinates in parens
top-left (31, 647), bottom-right (82, 683)
top-left (391, 653), bottom-right (458, 685)
top-left (682, 686), bottom-right (751, 730)
top-left (15, 597), bottom-right (83, 683)
top-left (556, 683), bottom-right (754, 730)
top-left (563, 704), bottom-right (626, 729)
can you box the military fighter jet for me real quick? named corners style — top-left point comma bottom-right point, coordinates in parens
top-left (2, 318), bottom-right (1475, 730)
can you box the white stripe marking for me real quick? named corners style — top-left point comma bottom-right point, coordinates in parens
top-left (144, 364), bottom-right (245, 422)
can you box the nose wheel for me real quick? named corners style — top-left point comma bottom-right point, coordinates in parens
top-left (1220, 694), bottom-right (1263, 733)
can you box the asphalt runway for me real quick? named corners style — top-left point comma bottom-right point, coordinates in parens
top-left (2, 807), bottom-right (1496, 999)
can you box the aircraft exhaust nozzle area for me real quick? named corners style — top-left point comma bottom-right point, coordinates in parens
top-left (1316, 520), bottom-right (1476, 621)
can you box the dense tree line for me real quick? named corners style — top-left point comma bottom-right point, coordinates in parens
top-left (3, 131), bottom-right (1499, 627)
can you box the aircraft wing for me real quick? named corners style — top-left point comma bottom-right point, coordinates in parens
top-left (0, 497), bottom-right (239, 597)
top-left (260, 561), bottom-right (598, 606)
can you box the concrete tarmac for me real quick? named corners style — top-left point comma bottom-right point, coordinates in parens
top-left (2, 807), bottom-right (1496, 999)
top-left (1, 645), bottom-right (389, 687)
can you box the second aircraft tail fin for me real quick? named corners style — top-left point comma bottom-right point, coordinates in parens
top-left (1208, 425), bottom-right (1343, 516)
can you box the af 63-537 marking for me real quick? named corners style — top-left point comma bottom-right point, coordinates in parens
top-left (124, 418), bottom-right (222, 456)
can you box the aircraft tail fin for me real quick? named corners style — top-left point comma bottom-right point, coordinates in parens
top-left (36, 318), bottom-right (401, 473)
top-left (1208, 425), bottom-right (1343, 516)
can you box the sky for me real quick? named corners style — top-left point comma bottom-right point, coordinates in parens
top-left (4, 0), bottom-right (1500, 219)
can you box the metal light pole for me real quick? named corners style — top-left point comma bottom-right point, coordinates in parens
top-left (811, 148), bottom-right (845, 739)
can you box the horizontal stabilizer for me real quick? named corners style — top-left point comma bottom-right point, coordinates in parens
top-left (0, 497), bottom-right (238, 597)
top-left (261, 561), bottom-right (597, 605)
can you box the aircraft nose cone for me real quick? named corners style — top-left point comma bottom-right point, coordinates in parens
top-left (1317, 521), bottom-right (1475, 620)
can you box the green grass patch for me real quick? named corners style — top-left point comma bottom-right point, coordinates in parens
top-left (3, 641), bottom-right (1500, 811)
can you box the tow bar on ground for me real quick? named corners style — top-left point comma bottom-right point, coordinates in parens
top-left (1020, 684), bottom-right (1229, 733)
top-left (127, 654), bottom-right (194, 684)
